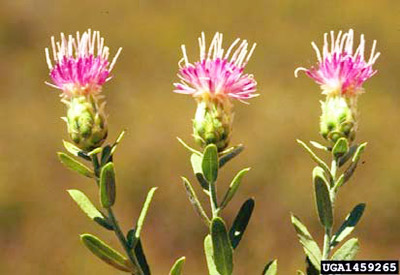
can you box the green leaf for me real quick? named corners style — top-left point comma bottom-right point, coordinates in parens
top-left (202, 144), bottom-right (219, 183)
top-left (305, 256), bottom-right (319, 275)
top-left (57, 152), bottom-right (95, 178)
top-left (331, 238), bottom-right (360, 260)
top-left (126, 229), bottom-right (150, 275)
top-left (177, 137), bottom-right (202, 155)
top-left (336, 143), bottom-right (368, 189)
top-left (331, 203), bottom-right (366, 247)
top-left (100, 145), bottom-right (112, 166)
top-left (100, 162), bottom-right (116, 208)
top-left (220, 168), bottom-right (251, 210)
top-left (313, 167), bottom-right (333, 228)
top-left (352, 143), bottom-right (367, 163)
top-left (80, 233), bottom-right (133, 272)
top-left (204, 235), bottom-right (221, 275)
top-left (296, 270), bottom-right (305, 275)
top-left (135, 187), bottom-right (158, 240)
top-left (229, 198), bottom-right (255, 249)
top-left (297, 140), bottom-right (332, 183)
top-left (169, 256), bottom-right (186, 275)
top-left (219, 145), bottom-right (244, 168)
top-left (190, 153), bottom-right (209, 190)
top-left (338, 144), bottom-right (358, 167)
top-left (62, 140), bottom-right (91, 161)
top-left (332, 138), bottom-right (349, 159)
top-left (182, 177), bottom-right (210, 226)
top-left (290, 214), bottom-right (322, 271)
top-left (87, 147), bottom-right (102, 156)
top-left (309, 141), bottom-right (329, 151)
top-left (262, 259), bottom-right (278, 275)
top-left (67, 189), bottom-right (113, 230)
top-left (111, 129), bottom-right (127, 155)
top-left (211, 217), bottom-right (233, 275)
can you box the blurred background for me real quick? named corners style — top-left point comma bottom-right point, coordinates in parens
top-left (0, 0), bottom-right (399, 274)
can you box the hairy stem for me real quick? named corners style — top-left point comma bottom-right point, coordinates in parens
top-left (209, 181), bottom-right (218, 218)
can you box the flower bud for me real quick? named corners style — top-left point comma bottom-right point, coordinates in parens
top-left (193, 98), bottom-right (233, 152)
top-left (320, 96), bottom-right (356, 144)
top-left (65, 95), bottom-right (107, 151)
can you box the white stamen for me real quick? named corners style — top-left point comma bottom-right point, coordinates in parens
top-left (181, 45), bottom-right (189, 66)
top-left (109, 47), bottom-right (122, 72)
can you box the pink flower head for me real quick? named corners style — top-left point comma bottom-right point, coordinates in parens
top-left (295, 29), bottom-right (380, 97)
top-left (174, 32), bottom-right (258, 102)
top-left (45, 29), bottom-right (122, 98)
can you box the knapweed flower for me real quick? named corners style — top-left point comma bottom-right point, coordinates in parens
top-left (295, 29), bottom-right (380, 97)
top-left (174, 32), bottom-right (258, 151)
top-left (45, 29), bottom-right (122, 151)
top-left (295, 29), bottom-right (380, 144)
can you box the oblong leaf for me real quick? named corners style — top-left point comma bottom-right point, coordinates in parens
top-left (290, 214), bottom-right (322, 271)
top-left (169, 256), bottom-right (186, 275)
top-left (67, 189), bottom-right (112, 230)
top-left (182, 177), bottom-right (210, 226)
top-left (204, 235), bottom-right (220, 275)
top-left (220, 168), bottom-right (251, 210)
top-left (126, 229), bottom-right (150, 275)
top-left (332, 137), bottom-right (349, 159)
top-left (219, 145), bottom-right (244, 168)
top-left (331, 238), bottom-right (360, 260)
top-left (57, 152), bottom-right (94, 178)
top-left (135, 187), bottom-right (158, 239)
top-left (211, 217), bottom-right (233, 275)
top-left (100, 162), bottom-right (116, 208)
top-left (263, 259), bottom-right (278, 275)
top-left (297, 139), bottom-right (332, 180)
top-left (313, 167), bottom-right (333, 228)
top-left (229, 198), bottom-right (254, 249)
top-left (80, 233), bottom-right (133, 272)
top-left (202, 144), bottom-right (219, 183)
top-left (190, 153), bottom-right (209, 189)
top-left (331, 203), bottom-right (366, 247)
top-left (62, 140), bottom-right (91, 161)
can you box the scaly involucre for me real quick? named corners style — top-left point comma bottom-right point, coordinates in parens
top-left (174, 32), bottom-right (258, 102)
top-left (295, 29), bottom-right (380, 97)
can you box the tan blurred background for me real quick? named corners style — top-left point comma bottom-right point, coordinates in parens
top-left (0, 0), bottom-right (399, 274)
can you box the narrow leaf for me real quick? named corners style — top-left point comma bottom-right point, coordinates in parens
top-left (101, 145), bottom-right (112, 166)
top-left (262, 259), bottom-right (278, 275)
top-left (182, 177), bottom-right (210, 226)
top-left (204, 235), bottom-right (220, 275)
top-left (219, 145), bottom-right (244, 168)
top-left (290, 214), bottom-right (322, 271)
top-left (57, 152), bottom-right (94, 178)
top-left (332, 138), bottom-right (349, 159)
top-left (338, 143), bottom-right (368, 188)
top-left (338, 144), bottom-right (358, 167)
top-left (62, 140), bottom-right (91, 161)
top-left (220, 168), bottom-right (251, 210)
top-left (111, 129), bottom-right (126, 155)
top-left (126, 229), bottom-right (150, 275)
top-left (297, 140), bottom-right (332, 182)
top-left (100, 162), bottom-right (116, 208)
top-left (169, 256), bottom-right (186, 275)
top-left (190, 153), bottom-right (209, 190)
top-left (229, 198), bottom-right (255, 249)
top-left (331, 238), bottom-right (360, 260)
top-left (211, 217), bottom-right (233, 275)
top-left (80, 233), bottom-right (133, 272)
top-left (177, 137), bottom-right (202, 155)
top-left (67, 189), bottom-right (113, 230)
top-left (135, 187), bottom-right (158, 239)
top-left (309, 141), bottom-right (329, 151)
top-left (202, 144), bottom-right (219, 183)
top-left (331, 204), bottom-right (366, 247)
top-left (313, 167), bottom-right (333, 228)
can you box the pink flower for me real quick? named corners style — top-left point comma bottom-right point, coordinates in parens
top-left (174, 32), bottom-right (258, 102)
top-left (45, 29), bottom-right (122, 97)
top-left (295, 29), bottom-right (380, 97)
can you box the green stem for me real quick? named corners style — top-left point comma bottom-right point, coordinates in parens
top-left (107, 208), bottom-right (144, 275)
top-left (322, 227), bottom-right (332, 260)
top-left (209, 181), bottom-right (218, 218)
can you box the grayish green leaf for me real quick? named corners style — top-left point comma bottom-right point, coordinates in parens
top-left (331, 204), bottom-right (366, 247)
top-left (111, 129), bottom-right (127, 155)
top-left (313, 167), bottom-right (333, 228)
top-left (229, 198), bottom-right (254, 249)
top-left (182, 177), bottom-right (210, 226)
top-left (219, 145), bottom-right (244, 168)
top-left (331, 238), bottom-right (360, 260)
top-left (135, 187), bottom-right (158, 239)
top-left (190, 153), bottom-right (209, 190)
top-left (202, 144), bottom-right (219, 183)
top-left (57, 152), bottom-right (94, 178)
top-left (177, 137), bottom-right (202, 155)
top-left (220, 168), bottom-right (251, 210)
top-left (332, 138), bottom-right (349, 159)
top-left (290, 214), bottom-right (322, 271)
top-left (169, 256), bottom-right (186, 275)
top-left (204, 235), bottom-right (221, 275)
top-left (211, 217), bottom-right (233, 275)
top-left (262, 259), bottom-right (278, 275)
top-left (80, 233), bottom-right (133, 272)
top-left (100, 162), bottom-right (116, 208)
